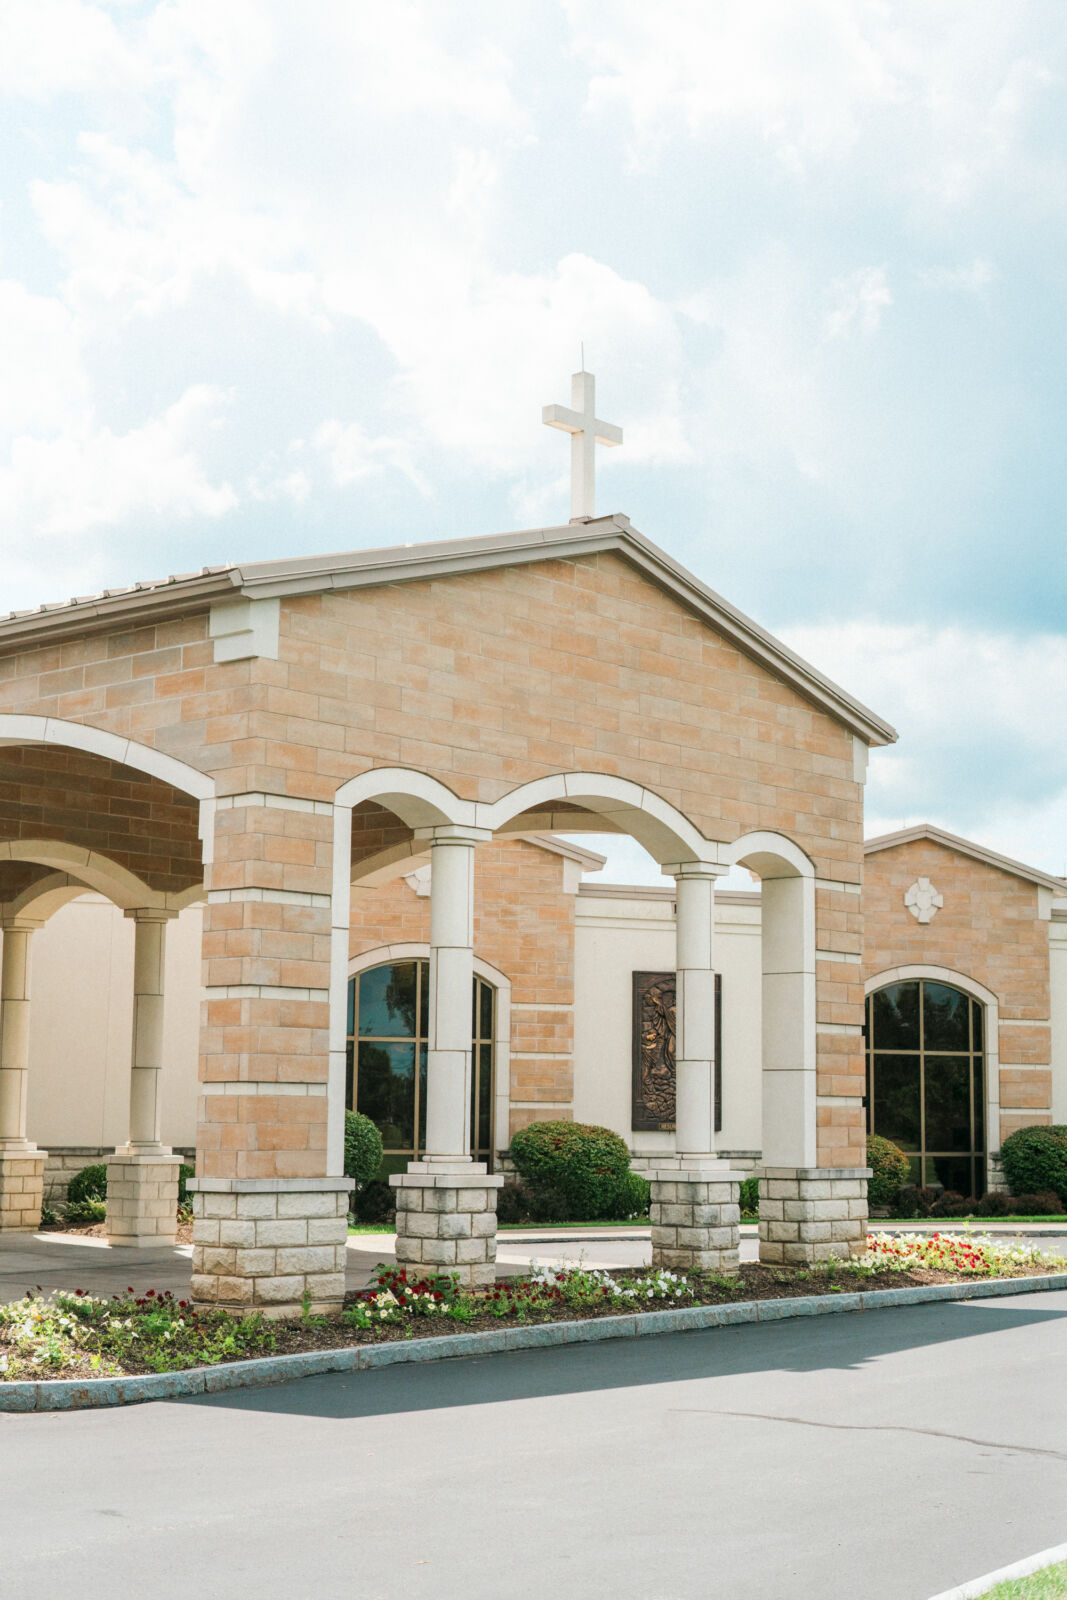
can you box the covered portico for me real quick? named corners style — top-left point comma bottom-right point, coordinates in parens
top-left (0, 513), bottom-right (895, 1312)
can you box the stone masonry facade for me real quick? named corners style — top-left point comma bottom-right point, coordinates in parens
top-left (391, 1168), bottom-right (503, 1288)
top-left (758, 1168), bottom-right (869, 1264)
top-left (190, 1180), bottom-right (351, 1315)
top-left (0, 521), bottom-right (887, 1304)
top-left (863, 835), bottom-right (1053, 1148)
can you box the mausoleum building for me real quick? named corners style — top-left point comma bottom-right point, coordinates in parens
top-left (1, 510), bottom-right (1060, 1307)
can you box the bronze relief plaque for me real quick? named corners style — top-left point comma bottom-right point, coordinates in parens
top-left (631, 970), bottom-right (721, 1133)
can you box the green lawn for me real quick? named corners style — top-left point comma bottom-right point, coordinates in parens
top-left (887, 1216), bottom-right (1067, 1226)
top-left (974, 1556), bottom-right (1067, 1598)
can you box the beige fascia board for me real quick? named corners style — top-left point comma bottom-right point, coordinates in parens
top-left (864, 823), bottom-right (1067, 895)
top-left (0, 569), bottom-right (238, 652)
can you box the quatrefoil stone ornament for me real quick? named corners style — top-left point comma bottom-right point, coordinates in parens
top-left (904, 876), bottom-right (943, 924)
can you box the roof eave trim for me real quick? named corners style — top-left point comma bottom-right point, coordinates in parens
top-left (864, 824), bottom-right (1067, 894)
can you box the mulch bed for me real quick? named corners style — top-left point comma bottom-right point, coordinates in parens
top-left (2, 1261), bottom-right (1059, 1381)
top-left (258, 1261), bottom-right (1057, 1356)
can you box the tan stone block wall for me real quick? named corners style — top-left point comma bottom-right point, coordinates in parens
top-left (863, 838), bottom-right (1053, 1148)
top-left (0, 546), bottom-right (871, 1186)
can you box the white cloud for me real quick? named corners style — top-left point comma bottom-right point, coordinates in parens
top-left (0, 385), bottom-right (237, 540)
top-left (312, 421), bottom-right (431, 497)
top-left (782, 620), bottom-right (1067, 875)
top-left (825, 267), bottom-right (892, 339)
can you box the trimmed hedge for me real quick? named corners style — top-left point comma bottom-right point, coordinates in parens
top-left (867, 1135), bottom-right (911, 1208)
top-left (509, 1121), bottom-right (632, 1220)
top-left (343, 1111), bottom-right (384, 1189)
top-left (66, 1163), bottom-right (107, 1206)
top-left (738, 1176), bottom-right (759, 1217)
top-left (1000, 1125), bottom-right (1067, 1208)
top-left (616, 1171), bottom-right (651, 1219)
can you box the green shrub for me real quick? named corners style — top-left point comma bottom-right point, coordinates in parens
top-left (350, 1179), bottom-right (395, 1225)
top-left (344, 1111), bottom-right (384, 1189)
top-left (509, 1121), bottom-right (631, 1220)
top-left (177, 1163), bottom-right (194, 1210)
top-left (617, 1171), bottom-right (651, 1218)
top-left (738, 1176), bottom-right (759, 1218)
top-left (65, 1198), bottom-right (106, 1225)
top-left (66, 1163), bottom-right (107, 1206)
top-left (1000, 1125), bottom-right (1067, 1207)
top-left (866, 1135), bottom-right (911, 1208)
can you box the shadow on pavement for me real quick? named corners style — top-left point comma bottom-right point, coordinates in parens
top-left (178, 1293), bottom-right (1067, 1423)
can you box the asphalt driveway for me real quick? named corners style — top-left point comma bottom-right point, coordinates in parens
top-left (1, 1287), bottom-right (1065, 1599)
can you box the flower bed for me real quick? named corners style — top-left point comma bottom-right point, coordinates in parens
top-left (2, 1232), bottom-right (1063, 1382)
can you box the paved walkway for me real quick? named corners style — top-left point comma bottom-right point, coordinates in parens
top-left (2, 1221), bottom-right (1064, 1307)
top-left (2, 1286), bottom-right (1066, 1598)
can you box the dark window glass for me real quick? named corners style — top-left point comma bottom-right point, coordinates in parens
top-left (929, 1155), bottom-right (972, 1197)
top-left (867, 978), bottom-right (986, 1197)
top-left (357, 1042), bottom-right (416, 1148)
top-left (478, 1041), bottom-right (492, 1153)
top-left (924, 1055), bottom-right (971, 1151)
top-left (358, 962), bottom-right (418, 1038)
top-left (348, 961), bottom-right (495, 1167)
top-left (871, 982), bottom-right (920, 1050)
top-left (872, 1054), bottom-right (921, 1149)
top-left (923, 983), bottom-right (971, 1052)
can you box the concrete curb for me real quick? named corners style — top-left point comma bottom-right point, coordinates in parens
top-left (3, 1272), bottom-right (1066, 1413)
top-left (926, 1538), bottom-right (1067, 1599)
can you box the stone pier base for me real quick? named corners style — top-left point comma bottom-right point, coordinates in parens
top-left (189, 1178), bottom-right (353, 1317)
top-left (105, 1151), bottom-right (181, 1248)
top-left (391, 1163), bottom-right (503, 1289)
top-left (648, 1166), bottom-right (742, 1274)
top-left (0, 1148), bottom-right (46, 1231)
top-left (758, 1167), bottom-right (872, 1265)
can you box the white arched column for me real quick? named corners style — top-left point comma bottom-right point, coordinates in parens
top-left (0, 917), bottom-right (48, 1231)
top-left (106, 909), bottom-right (182, 1249)
top-left (730, 831), bottom-right (869, 1266)
top-left (645, 861), bottom-right (744, 1275)
top-left (389, 824), bottom-right (502, 1287)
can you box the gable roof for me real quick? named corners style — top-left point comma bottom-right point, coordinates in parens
top-left (0, 512), bottom-right (897, 746)
top-left (864, 823), bottom-right (1067, 894)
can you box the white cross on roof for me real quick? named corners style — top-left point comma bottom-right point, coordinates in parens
top-left (542, 369), bottom-right (622, 520)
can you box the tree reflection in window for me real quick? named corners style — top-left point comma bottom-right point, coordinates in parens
top-left (346, 960), bottom-right (495, 1175)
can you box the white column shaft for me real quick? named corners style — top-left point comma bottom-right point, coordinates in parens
top-left (127, 915), bottom-right (170, 1150)
top-left (424, 837), bottom-right (477, 1160)
top-left (674, 870), bottom-right (719, 1159)
top-left (0, 927), bottom-right (34, 1148)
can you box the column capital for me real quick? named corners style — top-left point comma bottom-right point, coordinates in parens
top-left (412, 824), bottom-right (493, 847)
top-left (0, 916), bottom-right (44, 933)
top-left (124, 906), bottom-right (180, 924)
top-left (664, 860), bottom-right (730, 882)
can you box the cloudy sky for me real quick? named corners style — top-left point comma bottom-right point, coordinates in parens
top-left (1, 1), bottom-right (1065, 882)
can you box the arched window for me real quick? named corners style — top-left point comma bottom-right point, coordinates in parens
top-left (865, 978), bottom-right (986, 1197)
top-left (346, 960), bottom-right (495, 1172)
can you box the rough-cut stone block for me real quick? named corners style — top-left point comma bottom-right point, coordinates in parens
top-left (256, 1219), bottom-right (308, 1248)
top-left (235, 1193), bottom-right (277, 1220)
top-left (254, 1275), bottom-right (305, 1304)
top-left (472, 1212), bottom-right (497, 1238)
top-left (438, 1212), bottom-right (472, 1240)
top-left (278, 1191), bottom-right (336, 1219)
top-left (420, 1238), bottom-right (457, 1265)
top-left (456, 1188), bottom-right (488, 1211)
